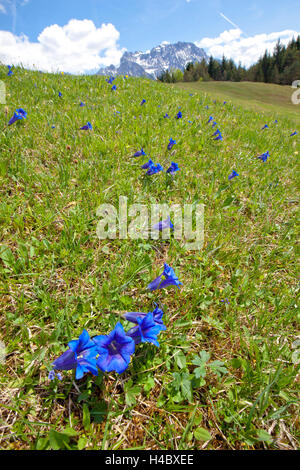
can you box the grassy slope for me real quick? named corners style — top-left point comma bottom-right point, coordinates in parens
top-left (0, 67), bottom-right (299, 450)
top-left (173, 81), bottom-right (300, 124)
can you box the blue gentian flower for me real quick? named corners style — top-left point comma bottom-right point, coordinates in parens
top-left (290, 131), bottom-right (297, 137)
top-left (79, 102), bottom-right (85, 107)
top-left (214, 129), bottom-right (223, 140)
top-left (141, 159), bottom-right (154, 169)
top-left (126, 312), bottom-right (165, 347)
top-left (176, 111), bottom-right (182, 119)
top-left (93, 322), bottom-right (135, 374)
top-left (213, 129), bottom-right (221, 137)
top-left (7, 65), bottom-right (13, 76)
top-left (80, 121), bottom-right (92, 130)
top-left (258, 151), bottom-right (270, 162)
top-left (140, 99), bottom-right (146, 105)
top-left (207, 116), bottom-right (213, 124)
top-left (8, 108), bottom-right (27, 126)
top-left (167, 138), bottom-right (176, 150)
top-left (164, 113), bottom-right (170, 118)
top-left (261, 124), bottom-right (268, 130)
top-left (58, 92), bottom-right (62, 98)
top-left (124, 304), bottom-right (166, 329)
top-left (106, 76), bottom-right (115, 84)
top-left (51, 329), bottom-right (98, 380)
top-left (205, 105), bottom-right (209, 109)
top-left (228, 170), bottom-right (239, 180)
top-left (152, 215), bottom-right (174, 231)
top-left (147, 263), bottom-right (182, 291)
top-left (146, 163), bottom-right (163, 175)
top-left (133, 148), bottom-right (146, 157)
top-left (166, 162), bottom-right (180, 174)
top-left (212, 121), bottom-right (217, 128)
top-left (111, 85), bottom-right (117, 91)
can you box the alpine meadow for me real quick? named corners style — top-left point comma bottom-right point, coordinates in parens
top-left (0, 64), bottom-right (299, 451)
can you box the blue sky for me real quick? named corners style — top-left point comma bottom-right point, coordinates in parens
top-left (0, 0), bottom-right (299, 73)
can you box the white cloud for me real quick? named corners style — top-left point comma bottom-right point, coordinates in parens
top-left (0, 19), bottom-right (126, 74)
top-left (196, 28), bottom-right (300, 68)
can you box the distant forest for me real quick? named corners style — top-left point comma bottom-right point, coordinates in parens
top-left (158, 36), bottom-right (300, 85)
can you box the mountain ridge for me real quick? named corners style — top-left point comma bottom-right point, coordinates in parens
top-left (97, 41), bottom-right (208, 79)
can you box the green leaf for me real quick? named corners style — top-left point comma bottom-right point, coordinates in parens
top-left (77, 436), bottom-right (88, 450)
top-left (192, 351), bottom-right (210, 366)
top-left (175, 350), bottom-right (187, 369)
top-left (143, 376), bottom-right (155, 393)
top-left (192, 351), bottom-right (210, 378)
top-left (48, 430), bottom-right (70, 450)
top-left (208, 360), bottom-right (228, 378)
top-left (256, 429), bottom-right (273, 444)
top-left (124, 380), bottom-right (141, 407)
top-left (180, 373), bottom-right (193, 402)
top-left (62, 427), bottom-right (78, 437)
top-left (82, 404), bottom-right (90, 431)
top-left (194, 364), bottom-right (206, 379)
top-left (35, 437), bottom-right (49, 450)
top-left (194, 428), bottom-right (212, 442)
top-left (0, 245), bottom-right (15, 268)
top-left (171, 371), bottom-right (193, 403)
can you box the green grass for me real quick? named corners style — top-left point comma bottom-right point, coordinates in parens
top-left (0, 67), bottom-right (299, 450)
top-left (173, 81), bottom-right (300, 124)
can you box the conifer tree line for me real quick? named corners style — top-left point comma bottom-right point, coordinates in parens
top-left (158, 36), bottom-right (300, 85)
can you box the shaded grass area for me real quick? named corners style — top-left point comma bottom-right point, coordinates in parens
top-left (173, 81), bottom-right (300, 124)
top-left (0, 68), bottom-right (299, 450)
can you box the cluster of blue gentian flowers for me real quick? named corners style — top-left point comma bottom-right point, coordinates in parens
top-left (142, 159), bottom-right (164, 175)
top-left (207, 116), bottom-right (223, 141)
top-left (49, 261), bottom-right (181, 380)
top-left (105, 76), bottom-right (117, 91)
top-left (140, 158), bottom-right (180, 177)
top-left (133, 137), bottom-right (180, 177)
